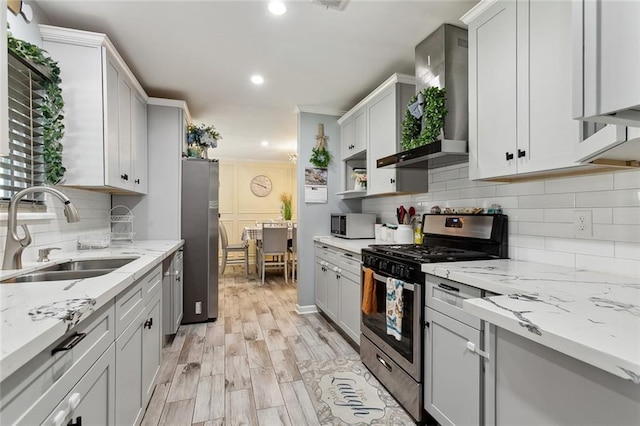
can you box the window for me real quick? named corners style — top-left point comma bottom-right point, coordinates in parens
top-left (1, 51), bottom-right (47, 205)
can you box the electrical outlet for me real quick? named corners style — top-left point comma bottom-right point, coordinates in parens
top-left (195, 301), bottom-right (202, 315)
top-left (573, 210), bottom-right (593, 238)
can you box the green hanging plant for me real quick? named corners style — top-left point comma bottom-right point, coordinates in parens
top-left (7, 26), bottom-right (66, 184)
top-left (400, 87), bottom-right (447, 151)
top-left (310, 146), bottom-right (331, 168)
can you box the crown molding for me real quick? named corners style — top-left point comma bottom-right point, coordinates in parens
top-left (294, 106), bottom-right (346, 116)
top-left (460, 0), bottom-right (498, 25)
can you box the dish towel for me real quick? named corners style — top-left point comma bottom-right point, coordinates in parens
top-left (361, 268), bottom-right (377, 314)
top-left (386, 277), bottom-right (404, 341)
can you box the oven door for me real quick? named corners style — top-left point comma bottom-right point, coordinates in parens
top-left (360, 267), bottom-right (422, 381)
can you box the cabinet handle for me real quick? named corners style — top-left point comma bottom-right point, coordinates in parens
top-left (390, 178), bottom-right (396, 184)
top-left (505, 152), bottom-right (514, 161)
top-left (176, 276), bottom-right (181, 282)
top-left (376, 354), bottom-right (392, 372)
top-left (466, 341), bottom-right (490, 360)
top-left (144, 318), bottom-right (153, 329)
top-left (135, 179), bottom-right (140, 184)
top-left (67, 416), bottom-right (82, 426)
top-left (517, 149), bottom-right (526, 158)
top-left (51, 332), bottom-right (87, 355)
top-left (425, 321), bottom-right (430, 329)
top-left (121, 173), bottom-right (129, 180)
top-left (438, 283), bottom-right (460, 293)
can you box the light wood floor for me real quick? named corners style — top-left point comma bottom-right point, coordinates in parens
top-left (140, 265), bottom-right (359, 426)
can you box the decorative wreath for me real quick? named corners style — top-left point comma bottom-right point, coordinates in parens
top-left (310, 146), bottom-right (331, 168)
top-left (400, 87), bottom-right (447, 151)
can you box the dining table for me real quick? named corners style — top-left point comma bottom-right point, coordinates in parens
top-left (241, 222), bottom-right (295, 246)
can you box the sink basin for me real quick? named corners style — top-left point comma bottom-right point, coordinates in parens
top-left (3, 269), bottom-right (116, 283)
top-left (39, 257), bottom-right (139, 272)
top-left (1, 257), bottom-right (139, 283)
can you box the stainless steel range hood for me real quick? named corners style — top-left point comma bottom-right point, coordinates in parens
top-left (379, 24), bottom-right (469, 169)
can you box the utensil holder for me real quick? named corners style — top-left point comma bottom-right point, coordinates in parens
top-left (396, 225), bottom-right (413, 244)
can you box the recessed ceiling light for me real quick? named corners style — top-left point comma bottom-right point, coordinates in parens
top-left (268, 1), bottom-right (287, 15)
top-left (261, 140), bottom-right (269, 147)
top-left (251, 75), bottom-right (264, 85)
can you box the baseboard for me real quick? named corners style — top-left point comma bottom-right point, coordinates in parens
top-left (295, 304), bottom-right (318, 315)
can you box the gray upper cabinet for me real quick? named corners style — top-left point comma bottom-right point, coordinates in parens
top-left (340, 107), bottom-right (366, 160)
top-left (573, 0), bottom-right (640, 125)
top-left (39, 25), bottom-right (148, 194)
top-left (465, 0), bottom-right (583, 180)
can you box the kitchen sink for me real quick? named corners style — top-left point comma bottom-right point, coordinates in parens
top-left (1, 257), bottom-right (139, 283)
top-left (3, 269), bottom-right (116, 283)
top-left (38, 257), bottom-right (139, 272)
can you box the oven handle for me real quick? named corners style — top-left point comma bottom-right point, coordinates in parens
top-left (362, 267), bottom-right (415, 292)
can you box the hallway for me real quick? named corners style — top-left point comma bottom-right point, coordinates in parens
top-left (140, 266), bottom-right (359, 426)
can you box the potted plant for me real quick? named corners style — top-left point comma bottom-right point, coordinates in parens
top-left (187, 123), bottom-right (222, 158)
top-left (280, 192), bottom-right (293, 221)
top-left (351, 170), bottom-right (367, 190)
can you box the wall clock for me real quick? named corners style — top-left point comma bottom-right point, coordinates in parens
top-left (250, 175), bottom-right (272, 197)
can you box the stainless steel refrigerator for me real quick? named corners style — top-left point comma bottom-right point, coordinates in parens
top-left (181, 158), bottom-right (219, 323)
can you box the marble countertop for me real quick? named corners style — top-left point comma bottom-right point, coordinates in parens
top-left (0, 240), bottom-right (183, 382)
top-left (422, 260), bottom-right (640, 383)
top-left (313, 236), bottom-right (379, 254)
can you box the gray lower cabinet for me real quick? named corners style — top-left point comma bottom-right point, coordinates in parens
top-left (424, 307), bottom-right (482, 426)
top-left (314, 242), bottom-right (362, 345)
top-left (116, 309), bottom-right (145, 426)
top-left (485, 325), bottom-right (640, 426)
top-left (142, 289), bottom-right (162, 407)
top-left (44, 344), bottom-right (116, 426)
top-left (163, 249), bottom-right (184, 337)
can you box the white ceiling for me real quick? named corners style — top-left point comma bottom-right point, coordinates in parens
top-left (34, 0), bottom-right (476, 162)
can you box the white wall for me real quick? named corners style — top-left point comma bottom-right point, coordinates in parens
top-left (363, 164), bottom-right (640, 278)
top-left (2, 3), bottom-right (111, 266)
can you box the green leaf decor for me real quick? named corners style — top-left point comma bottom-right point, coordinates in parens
top-left (400, 87), bottom-right (447, 151)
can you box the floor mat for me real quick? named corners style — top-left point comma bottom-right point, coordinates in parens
top-left (297, 355), bottom-right (415, 425)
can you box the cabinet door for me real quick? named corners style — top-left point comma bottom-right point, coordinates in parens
top-left (105, 58), bottom-right (121, 188)
top-left (118, 76), bottom-right (134, 190)
top-left (517, 0), bottom-right (580, 174)
top-left (45, 345), bottom-right (116, 426)
top-left (340, 117), bottom-right (355, 160)
top-left (325, 266), bottom-right (339, 322)
top-left (133, 93), bottom-right (148, 194)
top-left (338, 275), bottom-right (361, 343)
top-left (424, 308), bottom-right (482, 426)
top-left (581, 1), bottom-right (640, 119)
top-left (353, 108), bottom-right (367, 153)
top-left (468, 0), bottom-right (517, 180)
top-left (367, 87), bottom-right (397, 195)
top-left (315, 259), bottom-right (327, 311)
top-left (142, 292), bottom-right (162, 406)
top-left (115, 312), bottom-right (144, 426)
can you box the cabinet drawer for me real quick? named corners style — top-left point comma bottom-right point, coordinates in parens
top-left (339, 252), bottom-right (361, 276)
top-left (316, 244), bottom-right (339, 263)
top-left (425, 275), bottom-right (483, 330)
top-left (142, 265), bottom-right (163, 304)
top-left (0, 302), bottom-right (115, 425)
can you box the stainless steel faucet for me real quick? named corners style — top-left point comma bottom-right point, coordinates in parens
top-left (2, 187), bottom-right (81, 270)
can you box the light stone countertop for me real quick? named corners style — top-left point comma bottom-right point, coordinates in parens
top-left (0, 240), bottom-right (184, 382)
top-left (422, 259), bottom-right (640, 383)
top-left (313, 236), bottom-right (381, 254)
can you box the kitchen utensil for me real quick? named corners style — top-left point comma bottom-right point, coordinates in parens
top-left (399, 206), bottom-right (406, 224)
top-left (408, 206), bottom-right (416, 218)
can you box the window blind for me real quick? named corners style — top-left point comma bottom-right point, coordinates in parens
top-left (1, 51), bottom-right (47, 204)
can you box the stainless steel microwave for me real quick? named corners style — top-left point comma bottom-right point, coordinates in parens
top-left (330, 213), bottom-right (376, 239)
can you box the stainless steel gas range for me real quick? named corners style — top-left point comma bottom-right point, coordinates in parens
top-left (360, 213), bottom-right (508, 422)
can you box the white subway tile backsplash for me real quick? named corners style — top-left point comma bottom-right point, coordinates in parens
top-left (545, 237), bottom-right (614, 257)
top-left (446, 178), bottom-right (476, 190)
top-left (460, 185), bottom-right (496, 199)
top-left (542, 208), bottom-right (613, 224)
top-left (518, 221), bottom-right (575, 238)
top-left (509, 234), bottom-right (545, 250)
top-left (517, 247), bottom-right (576, 268)
top-left (496, 180), bottom-right (545, 196)
top-left (479, 196), bottom-right (519, 209)
top-left (576, 189), bottom-right (640, 207)
top-left (615, 242), bottom-right (640, 261)
top-left (613, 169), bottom-right (640, 190)
top-left (519, 193), bottom-right (576, 209)
top-left (575, 254), bottom-right (639, 278)
top-left (505, 208), bottom-right (543, 222)
top-left (431, 189), bottom-right (461, 202)
top-left (544, 173), bottom-right (613, 194)
top-left (428, 181), bottom-right (447, 192)
top-left (592, 224), bottom-right (640, 243)
top-left (613, 207), bottom-right (640, 225)
top-left (431, 168), bottom-right (460, 183)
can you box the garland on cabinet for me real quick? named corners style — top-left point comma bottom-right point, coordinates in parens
top-left (7, 26), bottom-right (66, 184)
top-left (400, 86), bottom-right (447, 151)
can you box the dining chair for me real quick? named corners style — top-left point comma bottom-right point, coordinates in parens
top-left (258, 223), bottom-right (288, 286)
top-left (219, 221), bottom-right (248, 277)
top-left (287, 225), bottom-right (297, 282)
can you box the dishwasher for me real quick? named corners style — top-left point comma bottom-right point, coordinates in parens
top-left (424, 275), bottom-right (493, 426)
